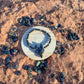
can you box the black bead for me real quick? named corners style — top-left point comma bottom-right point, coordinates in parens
top-left (15, 71), bottom-right (21, 75)
top-left (12, 64), bottom-right (18, 69)
top-left (51, 74), bottom-right (55, 78)
top-left (23, 65), bottom-right (29, 70)
top-left (33, 66), bottom-right (38, 72)
top-left (5, 57), bottom-right (11, 63)
top-left (60, 47), bottom-right (65, 55)
top-left (58, 24), bottom-right (61, 27)
top-left (5, 63), bottom-right (10, 68)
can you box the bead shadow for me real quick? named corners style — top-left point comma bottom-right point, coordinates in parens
top-left (14, 23), bottom-right (29, 55)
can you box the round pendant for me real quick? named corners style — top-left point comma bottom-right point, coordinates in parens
top-left (35, 44), bottom-right (44, 58)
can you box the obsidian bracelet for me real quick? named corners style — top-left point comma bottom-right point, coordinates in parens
top-left (27, 28), bottom-right (51, 58)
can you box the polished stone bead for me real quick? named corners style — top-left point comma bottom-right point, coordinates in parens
top-left (30, 18), bottom-right (34, 25)
top-left (39, 21), bottom-right (45, 25)
top-left (47, 21), bottom-right (54, 24)
top-left (13, 28), bottom-right (17, 32)
top-left (9, 32), bottom-right (14, 36)
top-left (68, 33), bottom-right (73, 41)
top-left (9, 39), bottom-right (13, 44)
top-left (36, 61), bottom-right (41, 67)
top-left (7, 51), bottom-right (10, 55)
top-left (61, 73), bottom-right (65, 78)
top-left (60, 47), bottom-right (65, 55)
top-left (10, 49), bottom-right (14, 55)
top-left (58, 24), bottom-right (61, 27)
top-left (71, 33), bottom-right (74, 38)
top-left (57, 47), bottom-right (61, 54)
top-left (30, 18), bottom-right (33, 22)
top-left (66, 44), bottom-right (71, 49)
top-left (13, 64), bottom-right (18, 69)
top-left (33, 19), bottom-right (36, 23)
top-left (44, 61), bottom-right (47, 67)
top-left (76, 36), bottom-right (80, 40)
top-left (54, 26), bottom-right (58, 29)
top-left (28, 67), bottom-right (32, 72)
top-left (40, 60), bottom-right (45, 63)
top-left (2, 50), bottom-right (7, 54)
top-left (60, 77), bottom-right (64, 82)
top-left (56, 41), bottom-right (61, 46)
top-left (13, 49), bottom-right (18, 53)
top-left (22, 16), bottom-right (26, 20)
top-left (74, 33), bottom-right (80, 40)
top-left (24, 23), bottom-right (30, 26)
top-left (25, 16), bottom-right (29, 19)
top-left (30, 22), bottom-right (33, 25)
top-left (68, 29), bottom-right (73, 33)
top-left (12, 36), bottom-right (18, 42)
top-left (54, 50), bottom-right (59, 54)
top-left (60, 29), bottom-right (64, 33)
top-left (2, 59), bottom-right (5, 64)
top-left (29, 73), bottom-right (33, 78)
top-left (13, 33), bottom-right (17, 36)
top-left (19, 18), bottom-right (23, 23)
top-left (6, 63), bottom-right (10, 68)
top-left (39, 64), bottom-right (43, 68)
top-left (48, 26), bottom-right (54, 29)
top-left (55, 47), bottom-right (59, 54)
top-left (38, 70), bottom-right (42, 74)
top-left (1, 45), bottom-right (5, 49)
top-left (61, 44), bottom-right (65, 48)
top-left (33, 66), bottom-right (38, 72)
top-left (51, 74), bottom-right (55, 78)
top-left (50, 22), bottom-right (54, 24)
top-left (21, 19), bottom-right (25, 25)
top-left (15, 71), bottom-right (21, 75)
top-left (5, 57), bottom-right (11, 63)
top-left (24, 65), bottom-right (29, 70)
top-left (40, 15), bottom-right (46, 21)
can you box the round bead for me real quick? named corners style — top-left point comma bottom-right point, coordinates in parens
top-left (5, 57), bottom-right (11, 63)
top-left (33, 66), bottom-right (38, 72)
top-left (13, 28), bottom-right (17, 32)
top-left (15, 71), bottom-right (21, 75)
top-left (23, 65), bottom-right (29, 70)
top-left (56, 41), bottom-right (61, 46)
top-left (60, 47), bottom-right (65, 55)
top-left (5, 63), bottom-right (10, 68)
top-left (36, 61), bottom-right (41, 67)
top-left (60, 77), bottom-right (64, 82)
top-left (44, 61), bottom-right (47, 67)
top-left (27, 67), bottom-right (32, 72)
top-left (29, 73), bottom-right (33, 78)
top-left (58, 24), bottom-right (61, 27)
top-left (61, 73), bottom-right (65, 78)
top-left (51, 74), bottom-right (55, 78)
top-left (12, 64), bottom-right (18, 69)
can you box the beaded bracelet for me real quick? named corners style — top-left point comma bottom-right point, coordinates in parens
top-left (27, 28), bottom-right (51, 58)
